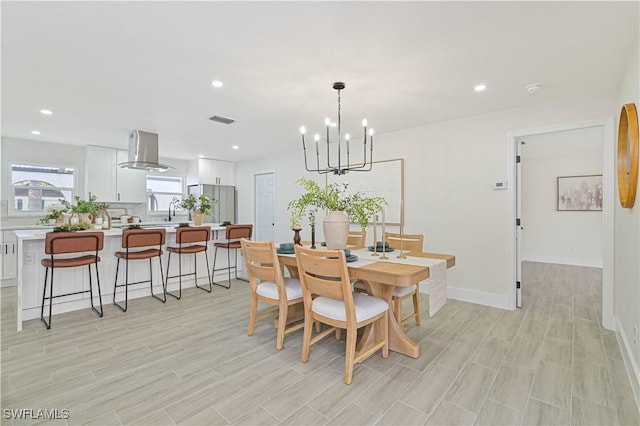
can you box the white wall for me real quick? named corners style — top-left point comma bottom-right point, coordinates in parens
top-left (521, 127), bottom-right (603, 267)
top-left (236, 95), bottom-right (618, 310)
top-left (615, 38), bottom-right (640, 407)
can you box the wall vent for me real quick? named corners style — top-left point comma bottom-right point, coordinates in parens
top-left (209, 115), bottom-right (236, 124)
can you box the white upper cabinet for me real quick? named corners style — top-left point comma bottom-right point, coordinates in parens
top-left (189, 158), bottom-right (235, 186)
top-left (86, 146), bottom-right (147, 203)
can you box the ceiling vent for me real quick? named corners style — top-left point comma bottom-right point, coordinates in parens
top-left (209, 115), bottom-right (236, 125)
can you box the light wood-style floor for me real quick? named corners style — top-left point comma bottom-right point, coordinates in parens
top-left (1, 262), bottom-right (639, 425)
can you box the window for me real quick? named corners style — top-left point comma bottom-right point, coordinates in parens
top-left (147, 175), bottom-right (184, 212)
top-left (11, 164), bottom-right (75, 212)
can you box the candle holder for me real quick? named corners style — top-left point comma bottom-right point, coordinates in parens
top-left (292, 228), bottom-right (302, 246)
top-left (311, 226), bottom-right (316, 249)
top-left (380, 208), bottom-right (388, 259)
top-left (371, 215), bottom-right (379, 257)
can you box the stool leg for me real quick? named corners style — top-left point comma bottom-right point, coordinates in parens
top-left (227, 245), bottom-right (232, 286)
top-left (88, 263), bottom-right (103, 317)
top-left (151, 256), bottom-right (166, 303)
top-left (212, 246), bottom-right (230, 289)
top-left (195, 251), bottom-right (212, 293)
top-left (46, 266), bottom-right (54, 329)
top-left (41, 267), bottom-right (51, 329)
top-left (166, 251), bottom-right (182, 300)
top-left (113, 258), bottom-right (128, 312)
top-left (93, 262), bottom-right (103, 317)
top-left (234, 249), bottom-right (248, 282)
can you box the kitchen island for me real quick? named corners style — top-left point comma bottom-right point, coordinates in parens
top-left (13, 223), bottom-right (234, 331)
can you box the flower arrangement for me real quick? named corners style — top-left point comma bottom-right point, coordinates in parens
top-left (288, 177), bottom-right (386, 229)
top-left (39, 203), bottom-right (69, 224)
top-left (173, 194), bottom-right (215, 216)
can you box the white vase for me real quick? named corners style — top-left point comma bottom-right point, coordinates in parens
top-left (323, 210), bottom-right (349, 250)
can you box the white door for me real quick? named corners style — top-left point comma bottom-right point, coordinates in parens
top-left (515, 139), bottom-right (524, 308)
top-left (254, 172), bottom-right (275, 242)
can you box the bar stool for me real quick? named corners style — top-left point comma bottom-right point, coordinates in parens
top-left (212, 224), bottom-right (253, 289)
top-left (165, 226), bottom-right (212, 299)
top-left (113, 228), bottom-right (167, 312)
top-left (40, 231), bottom-right (104, 329)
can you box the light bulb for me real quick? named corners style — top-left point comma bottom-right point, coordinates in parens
top-left (345, 133), bottom-right (350, 140)
top-left (324, 118), bottom-right (331, 126)
top-left (300, 126), bottom-right (306, 134)
top-left (314, 134), bottom-right (320, 142)
top-left (362, 119), bottom-right (367, 127)
top-left (369, 129), bottom-right (374, 136)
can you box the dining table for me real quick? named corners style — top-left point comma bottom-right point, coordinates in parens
top-left (276, 247), bottom-right (455, 359)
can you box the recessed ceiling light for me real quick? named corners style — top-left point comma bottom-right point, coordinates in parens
top-left (474, 84), bottom-right (487, 92)
top-left (31, 130), bottom-right (41, 135)
top-left (232, 145), bottom-right (239, 150)
top-left (199, 155), bottom-right (205, 158)
top-left (40, 109), bottom-right (53, 115)
top-left (211, 80), bottom-right (223, 88)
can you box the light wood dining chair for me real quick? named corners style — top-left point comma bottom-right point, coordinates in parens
top-left (384, 232), bottom-right (424, 327)
top-left (241, 239), bottom-right (304, 350)
top-left (294, 245), bottom-right (388, 385)
top-left (347, 229), bottom-right (367, 248)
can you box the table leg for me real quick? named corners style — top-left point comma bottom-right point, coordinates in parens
top-left (356, 280), bottom-right (420, 358)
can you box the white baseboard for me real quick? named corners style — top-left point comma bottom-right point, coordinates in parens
top-left (420, 283), bottom-right (512, 311)
top-left (615, 316), bottom-right (640, 412)
top-left (522, 254), bottom-right (602, 268)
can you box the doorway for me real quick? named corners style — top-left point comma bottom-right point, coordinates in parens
top-left (508, 118), bottom-right (615, 329)
top-left (253, 171), bottom-right (275, 242)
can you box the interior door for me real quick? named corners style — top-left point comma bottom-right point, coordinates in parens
top-left (515, 139), bottom-right (524, 308)
top-left (254, 172), bottom-right (275, 242)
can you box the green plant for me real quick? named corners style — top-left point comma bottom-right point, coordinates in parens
top-left (288, 177), bottom-right (386, 229)
top-left (60, 195), bottom-right (104, 215)
top-left (173, 194), bottom-right (215, 216)
top-left (39, 203), bottom-right (69, 224)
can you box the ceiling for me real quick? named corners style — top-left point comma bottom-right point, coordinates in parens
top-left (2, 1), bottom-right (638, 163)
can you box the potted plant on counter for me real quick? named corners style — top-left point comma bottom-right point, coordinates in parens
top-left (39, 203), bottom-right (69, 225)
top-left (289, 177), bottom-right (386, 249)
top-left (173, 194), bottom-right (214, 226)
top-left (60, 195), bottom-right (104, 225)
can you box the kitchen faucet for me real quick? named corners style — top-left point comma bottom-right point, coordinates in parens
top-left (168, 201), bottom-right (177, 222)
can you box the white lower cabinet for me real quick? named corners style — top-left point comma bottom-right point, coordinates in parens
top-left (1, 231), bottom-right (18, 282)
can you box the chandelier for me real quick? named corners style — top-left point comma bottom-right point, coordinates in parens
top-left (300, 82), bottom-right (374, 175)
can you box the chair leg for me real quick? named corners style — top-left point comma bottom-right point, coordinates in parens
top-left (113, 258), bottom-right (128, 312)
top-left (212, 246), bottom-right (230, 289)
top-left (344, 327), bottom-right (357, 385)
top-left (413, 284), bottom-right (421, 326)
top-left (150, 257), bottom-right (167, 303)
top-left (275, 305), bottom-right (287, 350)
top-left (166, 251), bottom-right (182, 300)
top-left (88, 263), bottom-right (103, 317)
top-left (40, 267), bottom-right (51, 329)
top-left (301, 314), bottom-right (314, 363)
top-left (382, 311), bottom-right (389, 358)
top-left (194, 252), bottom-right (212, 293)
top-left (247, 293), bottom-right (258, 337)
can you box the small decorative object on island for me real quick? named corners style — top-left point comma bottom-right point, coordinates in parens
top-left (39, 203), bottom-right (69, 225)
top-left (173, 194), bottom-right (214, 226)
top-left (58, 195), bottom-right (108, 225)
top-left (288, 177), bottom-right (386, 249)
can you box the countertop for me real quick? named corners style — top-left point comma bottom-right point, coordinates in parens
top-left (13, 223), bottom-right (227, 240)
top-left (2, 221), bottom-right (203, 232)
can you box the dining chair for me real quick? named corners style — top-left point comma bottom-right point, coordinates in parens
top-left (294, 245), bottom-right (388, 385)
top-left (113, 228), bottom-right (167, 312)
top-left (384, 232), bottom-right (424, 327)
top-left (40, 231), bottom-right (104, 329)
top-left (346, 229), bottom-right (367, 248)
top-left (241, 239), bottom-right (304, 350)
top-left (212, 224), bottom-right (253, 288)
top-left (165, 226), bottom-right (212, 299)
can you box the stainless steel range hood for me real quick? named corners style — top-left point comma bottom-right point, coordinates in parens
top-left (118, 130), bottom-right (172, 172)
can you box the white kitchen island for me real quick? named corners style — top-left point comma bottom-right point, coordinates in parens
top-left (14, 223), bottom-right (235, 331)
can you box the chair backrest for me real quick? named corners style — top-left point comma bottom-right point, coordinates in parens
top-left (121, 228), bottom-right (166, 248)
top-left (44, 231), bottom-right (104, 255)
top-left (226, 224), bottom-right (253, 240)
top-left (347, 229), bottom-right (366, 248)
top-left (175, 226), bottom-right (211, 244)
top-left (294, 245), bottom-right (355, 322)
top-left (383, 232), bottom-right (424, 252)
top-left (240, 239), bottom-right (285, 296)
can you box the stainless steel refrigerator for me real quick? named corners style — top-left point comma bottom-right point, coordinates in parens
top-left (187, 184), bottom-right (236, 224)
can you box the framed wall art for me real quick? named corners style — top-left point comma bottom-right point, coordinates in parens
top-left (557, 175), bottom-right (603, 211)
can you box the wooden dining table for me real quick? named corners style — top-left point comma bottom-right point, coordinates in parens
top-left (277, 249), bottom-right (455, 359)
